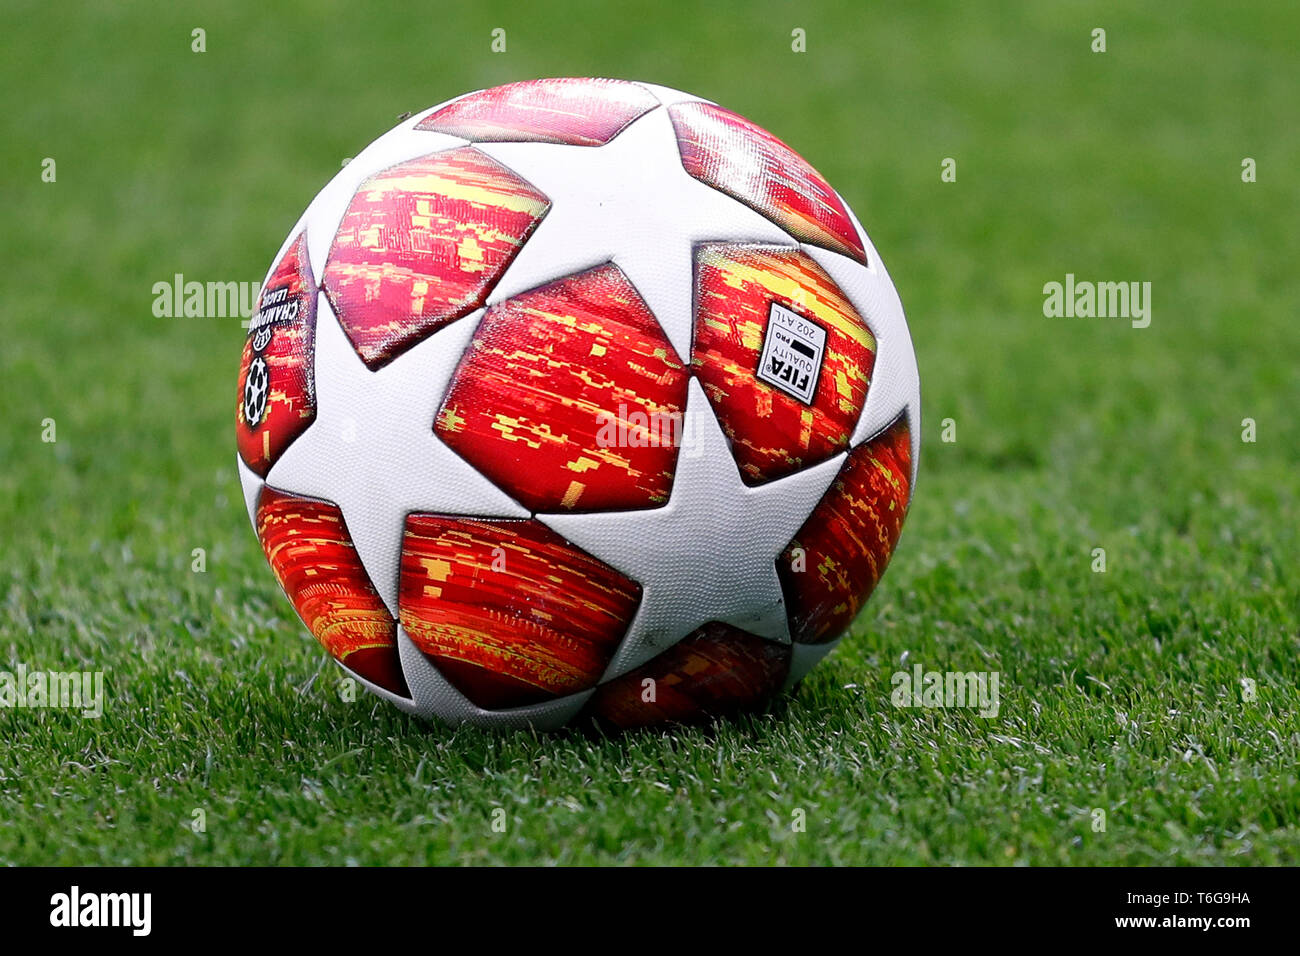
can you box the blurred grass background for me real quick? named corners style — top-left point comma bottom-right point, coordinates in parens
top-left (1, 0), bottom-right (1296, 864)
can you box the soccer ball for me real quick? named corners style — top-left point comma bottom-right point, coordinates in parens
top-left (235, 78), bottom-right (919, 730)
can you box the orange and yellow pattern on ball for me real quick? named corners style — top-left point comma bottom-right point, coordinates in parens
top-left (416, 77), bottom-right (658, 146)
top-left (236, 233), bottom-right (317, 477)
top-left (399, 515), bottom-right (642, 710)
top-left (322, 147), bottom-right (550, 369)
top-left (583, 622), bottom-right (791, 728)
top-left (255, 487), bottom-right (407, 696)
top-left (693, 243), bottom-right (876, 484)
top-left (436, 264), bottom-right (688, 512)
top-left (669, 102), bottom-right (867, 264)
top-left (779, 417), bottom-right (912, 645)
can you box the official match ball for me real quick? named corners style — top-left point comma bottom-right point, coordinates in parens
top-left (235, 78), bottom-right (919, 730)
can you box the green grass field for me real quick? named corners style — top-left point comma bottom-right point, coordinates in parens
top-left (2, 0), bottom-right (1297, 865)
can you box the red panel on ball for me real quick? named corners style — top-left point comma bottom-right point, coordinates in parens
top-left (436, 264), bottom-right (688, 512)
top-left (255, 487), bottom-right (408, 696)
top-left (583, 622), bottom-right (791, 729)
top-left (778, 417), bottom-right (912, 645)
top-left (416, 78), bottom-right (658, 146)
top-left (693, 244), bottom-right (875, 485)
top-left (322, 147), bottom-right (550, 369)
top-left (669, 102), bottom-right (866, 264)
top-left (399, 515), bottom-right (642, 710)
top-left (237, 233), bottom-right (317, 477)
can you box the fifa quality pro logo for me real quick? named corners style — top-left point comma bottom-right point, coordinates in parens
top-left (242, 283), bottom-right (299, 428)
top-left (756, 301), bottom-right (827, 405)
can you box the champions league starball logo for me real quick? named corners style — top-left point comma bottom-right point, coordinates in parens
top-left (241, 284), bottom-right (301, 429)
top-left (243, 355), bottom-right (269, 427)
